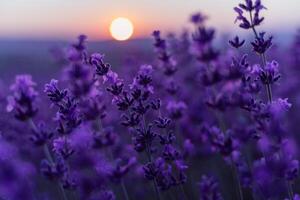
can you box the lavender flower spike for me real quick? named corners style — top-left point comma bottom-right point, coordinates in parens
top-left (7, 75), bottom-right (38, 121)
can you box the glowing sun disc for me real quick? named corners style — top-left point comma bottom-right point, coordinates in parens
top-left (110, 17), bottom-right (134, 41)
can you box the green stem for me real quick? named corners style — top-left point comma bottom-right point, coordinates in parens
top-left (179, 185), bottom-right (188, 200)
top-left (121, 179), bottom-right (130, 200)
top-left (249, 11), bottom-right (259, 38)
top-left (249, 11), bottom-right (273, 103)
top-left (28, 118), bottom-right (68, 200)
top-left (43, 144), bottom-right (54, 163)
top-left (58, 183), bottom-right (68, 200)
top-left (145, 142), bottom-right (162, 200)
top-left (248, 14), bottom-right (295, 199)
top-left (287, 181), bottom-right (294, 200)
top-left (153, 178), bottom-right (163, 200)
top-left (96, 117), bottom-right (131, 200)
top-left (230, 157), bottom-right (244, 200)
top-left (213, 113), bottom-right (244, 200)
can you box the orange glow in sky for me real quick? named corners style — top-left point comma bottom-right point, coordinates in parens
top-left (0, 0), bottom-right (300, 40)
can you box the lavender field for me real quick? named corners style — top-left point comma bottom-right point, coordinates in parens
top-left (1, 0), bottom-right (300, 199)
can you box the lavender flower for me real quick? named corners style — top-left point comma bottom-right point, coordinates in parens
top-left (133, 124), bottom-right (156, 152)
top-left (258, 60), bottom-right (280, 85)
top-left (108, 157), bottom-right (137, 183)
top-left (53, 137), bottom-right (75, 159)
top-left (229, 36), bottom-right (245, 48)
top-left (89, 53), bottom-right (111, 77)
top-left (166, 101), bottom-right (187, 120)
top-left (92, 127), bottom-right (118, 149)
top-left (192, 27), bottom-right (215, 46)
top-left (199, 175), bottom-right (223, 200)
top-left (29, 122), bottom-right (53, 146)
top-left (251, 32), bottom-right (273, 54)
top-left (40, 156), bottom-right (67, 180)
top-left (234, 0), bottom-right (266, 29)
top-left (7, 75), bottom-right (38, 121)
top-left (152, 30), bottom-right (177, 76)
top-left (44, 79), bottom-right (68, 103)
top-left (190, 12), bottom-right (207, 25)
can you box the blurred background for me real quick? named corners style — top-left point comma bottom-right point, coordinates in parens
top-left (0, 0), bottom-right (299, 81)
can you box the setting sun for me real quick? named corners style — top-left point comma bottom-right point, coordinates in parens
top-left (109, 17), bottom-right (134, 41)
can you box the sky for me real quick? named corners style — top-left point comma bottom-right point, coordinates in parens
top-left (0, 0), bottom-right (299, 40)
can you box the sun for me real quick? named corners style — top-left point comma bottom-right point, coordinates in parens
top-left (109, 17), bottom-right (134, 41)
